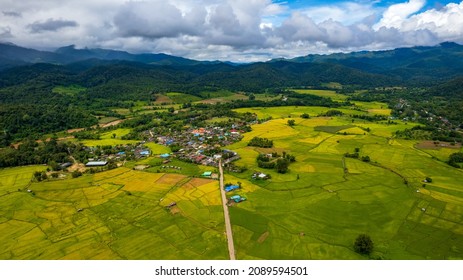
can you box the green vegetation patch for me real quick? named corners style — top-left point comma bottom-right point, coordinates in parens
top-left (100, 128), bottom-right (131, 140)
top-left (0, 166), bottom-right (47, 196)
top-left (166, 92), bottom-right (202, 103)
top-left (315, 125), bottom-right (355, 134)
top-left (293, 89), bottom-right (348, 101)
top-left (52, 85), bottom-right (86, 96)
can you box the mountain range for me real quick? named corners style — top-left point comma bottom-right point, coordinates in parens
top-left (0, 43), bottom-right (202, 70)
top-left (1, 42), bottom-right (463, 86)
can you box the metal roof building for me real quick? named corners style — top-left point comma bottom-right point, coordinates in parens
top-left (85, 161), bottom-right (108, 167)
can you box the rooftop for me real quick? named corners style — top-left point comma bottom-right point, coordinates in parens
top-left (85, 161), bottom-right (108, 167)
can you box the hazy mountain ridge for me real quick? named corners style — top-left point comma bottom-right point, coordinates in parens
top-left (285, 42), bottom-right (463, 82)
top-left (0, 43), bottom-right (204, 69)
top-left (2, 42), bottom-right (463, 85)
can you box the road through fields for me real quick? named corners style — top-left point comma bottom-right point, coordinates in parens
top-left (218, 160), bottom-right (236, 260)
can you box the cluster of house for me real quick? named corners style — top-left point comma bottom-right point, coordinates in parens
top-left (151, 126), bottom-right (243, 167)
top-left (84, 143), bottom-right (151, 167)
top-left (396, 99), bottom-right (459, 130)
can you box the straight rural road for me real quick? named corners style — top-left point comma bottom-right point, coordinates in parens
top-left (218, 160), bottom-right (236, 260)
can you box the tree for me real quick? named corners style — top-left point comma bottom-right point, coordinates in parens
top-left (248, 93), bottom-right (255, 101)
top-left (33, 171), bottom-right (47, 182)
top-left (300, 113), bottom-right (310, 119)
top-left (361, 156), bottom-right (371, 162)
top-left (287, 119), bottom-right (295, 127)
top-left (354, 234), bottom-right (374, 255)
top-left (276, 158), bottom-right (289, 173)
top-left (248, 137), bottom-right (273, 148)
top-left (48, 160), bottom-right (60, 171)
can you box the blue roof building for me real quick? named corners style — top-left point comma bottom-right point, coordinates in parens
top-left (225, 185), bottom-right (240, 192)
top-left (229, 195), bottom-right (246, 203)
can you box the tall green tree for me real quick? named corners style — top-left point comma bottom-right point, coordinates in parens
top-left (276, 158), bottom-right (289, 173)
top-left (354, 234), bottom-right (374, 255)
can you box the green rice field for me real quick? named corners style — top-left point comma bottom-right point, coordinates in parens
top-left (2, 96), bottom-right (463, 260)
top-left (225, 106), bottom-right (463, 260)
top-left (0, 167), bottom-right (227, 259)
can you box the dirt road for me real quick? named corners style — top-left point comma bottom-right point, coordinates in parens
top-left (218, 160), bottom-right (236, 260)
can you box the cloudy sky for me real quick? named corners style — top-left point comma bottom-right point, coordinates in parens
top-left (1, 0), bottom-right (462, 61)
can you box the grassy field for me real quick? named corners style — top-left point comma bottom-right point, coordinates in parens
top-left (292, 89), bottom-right (391, 115)
top-left (224, 105), bottom-right (463, 260)
top-left (166, 92), bottom-right (202, 104)
top-left (0, 166), bottom-right (47, 196)
top-left (293, 89), bottom-right (348, 101)
top-left (234, 106), bottom-right (370, 120)
top-left (81, 128), bottom-right (138, 146)
top-left (0, 167), bottom-right (227, 259)
top-left (2, 96), bottom-right (463, 260)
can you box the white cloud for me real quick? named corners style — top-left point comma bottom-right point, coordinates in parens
top-left (406, 2), bottom-right (463, 40)
top-left (300, 2), bottom-right (377, 25)
top-left (1, 0), bottom-right (463, 62)
top-left (374, 0), bottom-right (426, 29)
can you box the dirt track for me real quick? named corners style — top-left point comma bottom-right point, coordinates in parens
top-left (218, 160), bottom-right (236, 260)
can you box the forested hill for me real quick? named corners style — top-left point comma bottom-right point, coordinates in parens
top-left (0, 59), bottom-right (396, 144)
top-left (0, 60), bottom-right (398, 94)
top-left (0, 43), bottom-right (204, 70)
top-left (285, 42), bottom-right (463, 83)
top-left (2, 42), bottom-right (463, 84)
top-left (2, 42), bottom-right (463, 144)
top-left (426, 76), bottom-right (463, 100)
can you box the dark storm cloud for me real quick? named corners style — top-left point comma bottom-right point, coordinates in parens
top-left (27, 18), bottom-right (78, 33)
top-left (2, 11), bottom-right (22, 17)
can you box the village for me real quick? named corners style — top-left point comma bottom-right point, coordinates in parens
top-left (147, 125), bottom-right (244, 167)
top-left (72, 123), bottom-right (246, 176)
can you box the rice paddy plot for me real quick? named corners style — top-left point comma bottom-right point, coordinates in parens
top-left (292, 89), bottom-right (349, 102)
top-left (100, 128), bottom-right (132, 139)
top-left (352, 101), bottom-right (391, 115)
top-left (315, 125), bottom-right (355, 134)
top-left (224, 104), bottom-right (463, 260)
top-left (0, 167), bottom-right (227, 259)
top-left (0, 166), bottom-right (46, 195)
